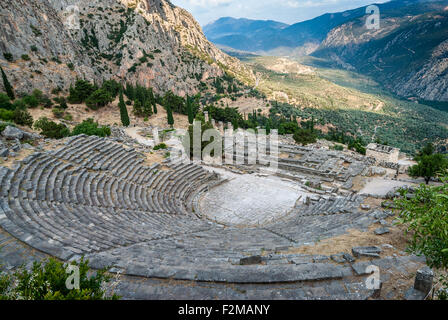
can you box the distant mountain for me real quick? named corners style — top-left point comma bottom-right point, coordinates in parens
top-left (313, 3), bottom-right (448, 102)
top-left (203, 17), bottom-right (289, 52)
top-left (204, 0), bottom-right (448, 102)
top-left (204, 0), bottom-right (447, 55)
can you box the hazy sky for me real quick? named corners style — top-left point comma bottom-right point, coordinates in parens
top-left (171, 0), bottom-right (390, 26)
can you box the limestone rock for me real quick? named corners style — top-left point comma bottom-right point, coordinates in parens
top-left (374, 227), bottom-right (390, 235)
top-left (1, 126), bottom-right (24, 140)
top-left (352, 246), bottom-right (382, 258)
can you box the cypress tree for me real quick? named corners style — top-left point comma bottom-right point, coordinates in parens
top-left (144, 100), bottom-right (153, 117)
top-left (167, 105), bottom-right (174, 127)
top-left (125, 82), bottom-right (134, 101)
top-left (266, 119), bottom-right (271, 135)
top-left (1, 66), bottom-right (15, 100)
top-left (119, 89), bottom-right (130, 127)
top-left (153, 102), bottom-right (157, 114)
top-left (186, 95), bottom-right (194, 124)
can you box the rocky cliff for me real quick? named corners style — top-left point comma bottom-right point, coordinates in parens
top-left (313, 6), bottom-right (448, 102)
top-left (0, 0), bottom-right (254, 96)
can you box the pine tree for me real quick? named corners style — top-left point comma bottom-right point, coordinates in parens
top-left (1, 66), bottom-right (15, 100)
top-left (167, 105), bottom-right (174, 127)
top-left (186, 95), bottom-right (194, 124)
top-left (119, 89), bottom-right (130, 127)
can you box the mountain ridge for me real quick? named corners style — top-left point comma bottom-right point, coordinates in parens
top-left (0, 0), bottom-right (254, 96)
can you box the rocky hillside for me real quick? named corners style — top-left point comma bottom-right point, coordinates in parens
top-left (0, 0), bottom-right (254, 96)
top-left (313, 4), bottom-right (448, 102)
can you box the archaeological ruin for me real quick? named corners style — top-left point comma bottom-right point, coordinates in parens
top-left (0, 129), bottom-right (430, 300)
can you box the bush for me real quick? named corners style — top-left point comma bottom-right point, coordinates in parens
top-left (13, 108), bottom-right (33, 127)
top-left (52, 107), bottom-right (65, 119)
top-left (0, 108), bottom-right (14, 121)
top-left (0, 257), bottom-right (119, 300)
top-left (153, 143), bottom-right (167, 151)
top-left (12, 99), bottom-right (26, 110)
top-left (53, 97), bottom-right (68, 109)
top-left (409, 154), bottom-right (448, 184)
top-left (21, 54), bottom-right (31, 61)
top-left (63, 113), bottom-right (73, 121)
top-left (85, 89), bottom-right (113, 110)
top-left (293, 128), bottom-right (317, 146)
top-left (395, 179), bottom-right (448, 299)
top-left (22, 95), bottom-right (39, 108)
top-left (333, 144), bottom-right (344, 151)
top-left (67, 62), bottom-right (75, 71)
top-left (0, 93), bottom-right (13, 110)
top-left (71, 118), bottom-right (111, 137)
top-left (3, 52), bottom-right (13, 62)
top-left (34, 117), bottom-right (70, 139)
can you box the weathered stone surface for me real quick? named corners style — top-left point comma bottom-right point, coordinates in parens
top-left (2, 126), bottom-right (23, 140)
top-left (404, 288), bottom-right (427, 300)
top-left (331, 253), bottom-right (346, 264)
top-left (414, 266), bottom-right (434, 295)
top-left (240, 256), bottom-right (263, 265)
top-left (0, 148), bottom-right (9, 157)
top-left (352, 246), bottom-right (382, 258)
top-left (343, 253), bottom-right (356, 263)
top-left (374, 227), bottom-right (390, 235)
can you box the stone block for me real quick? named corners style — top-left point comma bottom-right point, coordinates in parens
top-left (414, 266), bottom-right (433, 295)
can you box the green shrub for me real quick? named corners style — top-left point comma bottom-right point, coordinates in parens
top-left (0, 257), bottom-right (119, 300)
top-left (0, 108), bottom-right (14, 121)
top-left (293, 128), bottom-right (317, 146)
top-left (63, 113), bottom-right (73, 121)
top-left (30, 45), bottom-right (38, 52)
top-left (332, 144), bottom-right (344, 151)
top-left (52, 107), bottom-right (65, 119)
top-left (153, 143), bottom-right (167, 151)
top-left (3, 52), bottom-right (13, 62)
top-left (34, 117), bottom-right (70, 139)
top-left (67, 62), bottom-right (75, 71)
top-left (30, 24), bottom-right (42, 37)
top-left (395, 179), bottom-right (448, 299)
top-left (13, 108), bottom-right (33, 127)
top-left (23, 94), bottom-right (39, 108)
top-left (51, 87), bottom-right (62, 95)
top-left (21, 54), bottom-right (31, 61)
top-left (71, 118), bottom-right (111, 137)
top-left (12, 99), bottom-right (26, 110)
top-left (0, 93), bottom-right (13, 110)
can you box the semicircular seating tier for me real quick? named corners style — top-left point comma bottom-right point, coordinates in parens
top-left (0, 134), bottom-right (381, 290)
